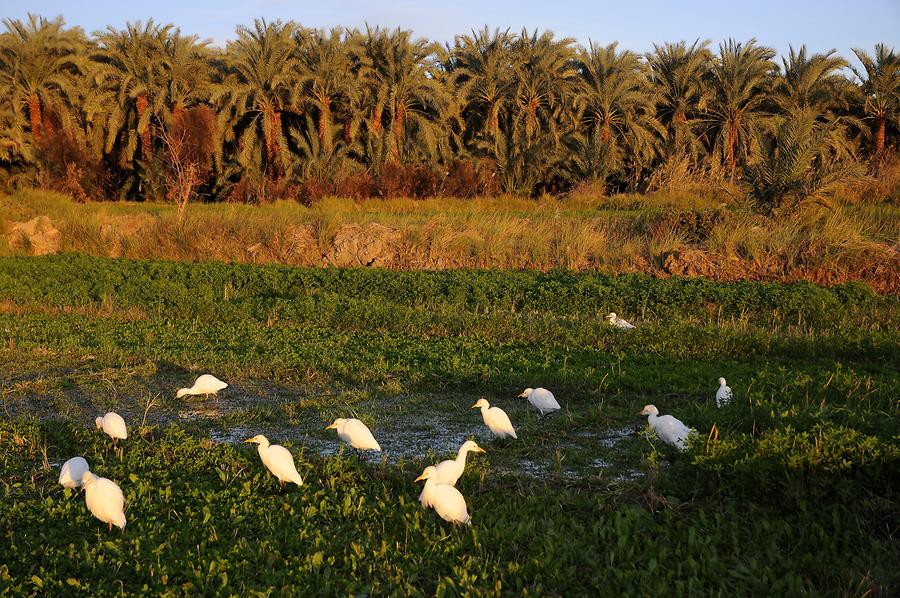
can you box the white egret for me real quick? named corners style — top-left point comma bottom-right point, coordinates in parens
top-left (608, 312), bottom-right (636, 330)
top-left (716, 377), bottom-right (733, 407)
top-left (640, 404), bottom-right (692, 451)
top-left (59, 457), bottom-right (90, 489)
top-left (244, 435), bottom-right (303, 488)
top-left (518, 387), bottom-right (561, 418)
top-left (325, 418), bottom-right (382, 457)
top-left (82, 471), bottom-right (126, 531)
top-left (415, 466), bottom-right (471, 525)
top-left (176, 374), bottom-right (228, 399)
top-left (472, 399), bottom-right (517, 439)
top-left (419, 441), bottom-right (485, 507)
top-left (95, 412), bottom-right (128, 441)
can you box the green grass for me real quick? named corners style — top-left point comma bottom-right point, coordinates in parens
top-left (0, 255), bottom-right (898, 595)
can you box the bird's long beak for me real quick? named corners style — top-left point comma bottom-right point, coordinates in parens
top-left (243, 438), bottom-right (255, 443)
top-left (474, 447), bottom-right (486, 453)
top-left (414, 472), bottom-right (428, 482)
top-left (470, 403), bottom-right (479, 409)
top-left (325, 423), bottom-right (337, 430)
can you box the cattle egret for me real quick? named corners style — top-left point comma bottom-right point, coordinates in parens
top-left (59, 457), bottom-right (90, 489)
top-left (244, 435), bottom-right (303, 488)
top-left (608, 312), bottom-right (636, 329)
top-left (82, 471), bottom-right (126, 531)
top-left (472, 399), bottom-right (517, 439)
top-left (176, 374), bottom-right (228, 399)
top-left (326, 418), bottom-right (382, 457)
top-left (716, 377), bottom-right (733, 407)
top-left (518, 387), bottom-right (561, 418)
top-left (640, 404), bottom-right (692, 450)
top-left (419, 441), bottom-right (485, 506)
top-left (415, 466), bottom-right (471, 525)
top-left (95, 412), bottom-right (128, 441)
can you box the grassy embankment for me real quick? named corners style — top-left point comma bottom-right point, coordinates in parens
top-left (2, 189), bottom-right (898, 290)
top-left (0, 255), bottom-right (897, 594)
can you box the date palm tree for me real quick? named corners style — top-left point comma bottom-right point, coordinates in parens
top-left (295, 27), bottom-right (354, 153)
top-left (778, 45), bottom-right (851, 115)
top-left (356, 26), bottom-right (447, 165)
top-left (573, 42), bottom-right (663, 187)
top-left (214, 19), bottom-right (301, 178)
top-left (92, 20), bottom-right (172, 164)
top-left (851, 44), bottom-right (900, 155)
top-left (0, 14), bottom-right (86, 142)
top-left (448, 27), bottom-right (517, 144)
top-left (702, 39), bottom-right (777, 177)
top-left (646, 40), bottom-right (712, 159)
top-left (163, 30), bottom-right (212, 122)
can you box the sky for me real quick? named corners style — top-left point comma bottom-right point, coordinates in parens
top-left (2, 0), bottom-right (898, 66)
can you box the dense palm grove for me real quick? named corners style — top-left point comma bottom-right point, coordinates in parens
top-left (1, 15), bottom-right (898, 206)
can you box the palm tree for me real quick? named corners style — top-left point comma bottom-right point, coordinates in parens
top-left (92, 20), bottom-right (172, 164)
top-left (744, 107), bottom-right (862, 212)
top-left (851, 44), bottom-right (900, 155)
top-left (646, 40), bottom-right (712, 158)
top-left (0, 14), bottom-right (86, 142)
top-left (778, 46), bottom-right (851, 114)
top-left (295, 27), bottom-right (357, 154)
top-left (573, 42), bottom-right (663, 187)
top-left (702, 39), bottom-right (777, 177)
top-left (355, 26), bottom-right (448, 165)
top-left (213, 19), bottom-right (301, 178)
top-left (448, 27), bottom-right (517, 142)
top-left (163, 30), bottom-right (212, 122)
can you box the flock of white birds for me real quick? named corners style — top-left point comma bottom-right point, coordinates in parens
top-left (57, 315), bottom-right (735, 529)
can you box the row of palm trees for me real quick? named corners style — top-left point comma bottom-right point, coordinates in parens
top-left (1, 14), bottom-right (897, 204)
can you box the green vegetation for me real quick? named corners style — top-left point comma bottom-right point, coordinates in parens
top-left (1, 255), bottom-right (898, 594)
top-left (1, 16), bottom-right (898, 206)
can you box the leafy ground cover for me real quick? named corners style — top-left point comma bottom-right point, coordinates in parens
top-left (0, 255), bottom-right (898, 595)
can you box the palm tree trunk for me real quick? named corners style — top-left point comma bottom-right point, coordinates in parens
top-left (319, 99), bottom-right (332, 151)
top-left (343, 121), bottom-right (353, 145)
top-left (136, 93), bottom-right (152, 159)
top-left (392, 104), bottom-right (404, 161)
top-left (602, 119), bottom-right (610, 143)
top-left (266, 108), bottom-right (282, 179)
top-left (727, 117), bottom-right (739, 174)
top-left (875, 116), bottom-right (885, 154)
top-left (27, 93), bottom-right (42, 140)
top-left (372, 102), bottom-right (383, 134)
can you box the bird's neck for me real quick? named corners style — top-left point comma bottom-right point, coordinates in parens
top-left (456, 448), bottom-right (471, 465)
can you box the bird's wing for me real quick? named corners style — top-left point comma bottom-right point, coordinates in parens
top-left (347, 420), bottom-right (381, 450)
top-left (433, 485), bottom-right (469, 524)
top-left (488, 407), bottom-right (515, 433)
top-left (265, 445), bottom-right (298, 476)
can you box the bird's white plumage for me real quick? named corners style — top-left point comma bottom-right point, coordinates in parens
top-left (419, 441), bottom-right (484, 506)
top-left (716, 377), bottom-right (733, 408)
top-left (327, 418), bottom-right (381, 452)
top-left (415, 466), bottom-right (471, 525)
top-left (244, 435), bottom-right (303, 486)
top-left (59, 457), bottom-right (90, 488)
top-left (472, 399), bottom-right (517, 439)
top-left (82, 471), bottom-right (126, 530)
top-left (518, 387), bottom-right (561, 416)
top-left (608, 312), bottom-right (636, 329)
top-left (177, 374), bottom-right (228, 398)
top-left (95, 412), bottom-right (128, 440)
top-left (641, 404), bottom-right (692, 451)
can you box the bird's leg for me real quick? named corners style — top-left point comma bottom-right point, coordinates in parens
top-left (108, 522), bottom-right (112, 532)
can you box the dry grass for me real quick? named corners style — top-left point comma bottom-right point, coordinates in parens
top-left (2, 188), bottom-right (897, 290)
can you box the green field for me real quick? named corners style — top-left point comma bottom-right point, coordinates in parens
top-left (1, 255), bottom-right (898, 595)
